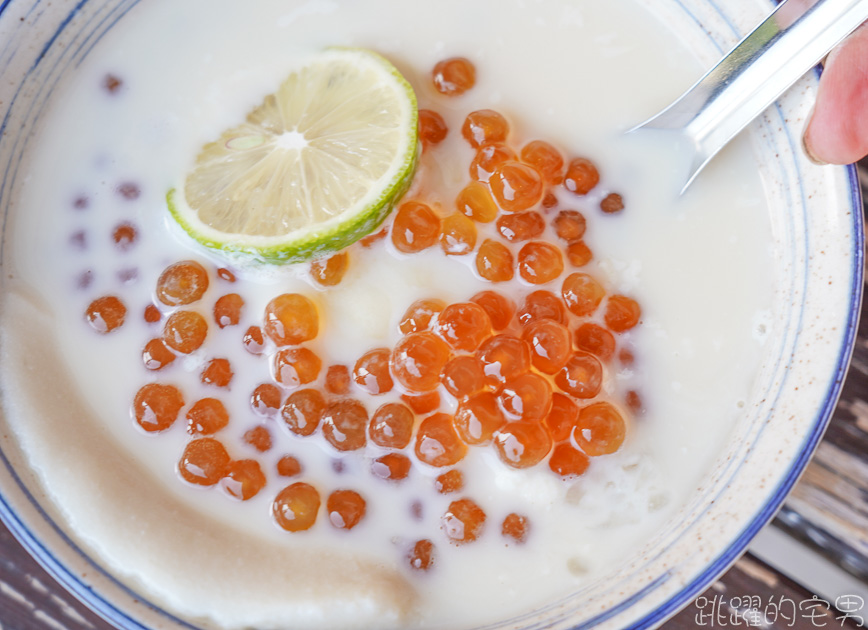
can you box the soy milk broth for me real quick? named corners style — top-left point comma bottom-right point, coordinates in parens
top-left (2, 0), bottom-right (773, 628)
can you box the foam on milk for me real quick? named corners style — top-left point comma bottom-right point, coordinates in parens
top-left (1, 0), bottom-right (773, 628)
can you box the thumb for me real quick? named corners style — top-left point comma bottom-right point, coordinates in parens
top-left (803, 23), bottom-right (868, 165)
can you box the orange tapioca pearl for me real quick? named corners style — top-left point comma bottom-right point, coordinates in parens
top-left (415, 413), bottom-right (467, 467)
top-left (419, 109), bottom-right (448, 148)
top-left (435, 469), bottom-right (464, 494)
top-left (563, 157), bottom-right (600, 195)
top-left (522, 319), bottom-right (572, 374)
top-left (243, 425), bottom-right (272, 452)
top-left (440, 212), bottom-right (477, 256)
top-left (518, 241), bottom-right (564, 285)
top-left (461, 109), bottom-right (509, 148)
top-left (264, 293), bottom-right (318, 346)
top-left (574, 402), bottom-right (626, 456)
top-left (490, 161), bottom-right (544, 213)
top-left (327, 489), bottom-right (367, 530)
top-left (494, 421), bottom-right (553, 469)
top-left (561, 272), bottom-right (606, 317)
top-left (310, 251), bottom-right (349, 287)
top-left (213, 293), bottom-right (243, 328)
top-left (369, 402), bottom-right (414, 449)
top-left (470, 144), bottom-right (517, 183)
top-left (408, 539), bottom-right (435, 571)
top-left (112, 222), bottom-right (137, 250)
top-left (441, 355), bottom-right (489, 399)
top-left (442, 498), bottom-right (486, 544)
top-left (251, 383), bottom-right (282, 417)
top-left (604, 295), bottom-right (642, 333)
top-left (502, 513), bottom-right (530, 543)
top-left (402, 391), bottom-right (440, 415)
top-left (553, 210), bottom-right (587, 242)
top-left (399, 298), bottom-right (445, 335)
top-left (325, 364), bottom-right (351, 395)
top-left (360, 228), bottom-right (388, 248)
top-left (178, 438), bottom-right (230, 486)
top-left (555, 351), bottom-right (603, 399)
top-left (521, 140), bottom-right (564, 184)
top-left (476, 334), bottom-right (531, 386)
top-left (544, 392), bottom-right (580, 442)
top-left (281, 388), bottom-right (325, 437)
top-left (455, 392), bottom-right (506, 445)
top-left (201, 358), bottom-right (233, 388)
top-left (391, 331), bottom-right (452, 392)
top-left (353, 348), bottom-right (394, 395)
top-left (156, 260), bottom-right (209, 307)
top-left (566, 241), bottom-right (593, 267)
top-left (496, 211), bottom-right (545, 243)
top-left (186, 397), bottom-right (229, 435)
top-left (549, 443), bottom-right (590, 478)
top-left (372, 453), bottom-right (412, 482)
top-left (498, 372), bottom-right (553, 421)
top-left (432, 57), bottom-right (476, 96)
top-left (222, 459), bottom-right (266, 501)
top-left (574, 322), bottom-right (616, 361)
top-left (456, 181), bottom-right (498, 223)
top-left (542, 190), bottom-right (558, 209)
top-left (273, 482), bottom-right (320, 532)
top-left (144, 304), bottom-right (161, 324)
top-left (162, 310), bottom-right (207, 354)
top-left (626, 390), bottom-right (643, 413)
top-left (86, 296), bottom-right (126, 333)
top-left (600, 192), bottom-right (625, 214)
top-left (470, 290), bottom-right (515, 331)
top-left (322, 399), bottom-right (368, 451)
top-left (391, 201), bottom-right (440, 253)
top-left (434, 302), bottom-right (492, 352)
top-left (276, 455), bottom-right (302, 478)
top-left (242, 325), bottom-right (266, 355)
top-left (517, 290), bottom-right (567, 326)
top-left (217, 267), bottom-right (236, 283)
top-left (475, 239), bottom-right (514, 283)
top-left (142, 338), bottom-right (175, 371)
top-left (273, 347), bottom-right (322, 388)
top-left (133, 383), bottom-right (184, 433)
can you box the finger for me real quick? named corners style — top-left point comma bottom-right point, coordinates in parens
top-left (803, 23), bottom-right (868, 165)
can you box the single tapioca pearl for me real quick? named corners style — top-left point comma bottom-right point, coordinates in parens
top-left (133, 383), bottom-right (184, 433)
top-left (573, 402), bottom-right (626, 456)
top-left (112, 222), bottom-right (138, 251)
top-left (201, 358), bottom-right (233, 388)
top-left (520, 140), bottom-right (564, 185)
top-left (272, 482), bottom-right (320, 532)
top-left (216, 267), bottom-right (236, 282)
top-left (86, 295), bottom-right (126, 333)
top-left (418, 109), bottom-right (448, 148)
top-left (322, 399), bottom-right (368, 451)
top-left (242, 325), bottom-right (265, 355)
top-left (142, 338), bottom-right (175, 371)
top-left (72, 195), bottom-right (89, 210)
top-left (461, 110), bottom-right (509, 148)
top-left (415, 413), bottom-right (467, 467)
top-left (391, 201), bottom-right (440, 254)
top-left (77, 270), bottom-right (94, 289)
top-left (264, 293), bottom-right (318, 346)
top-left (410, 500), bottom-right (424, 521)
top-left (116, 181), bottom-right (140, 200)
top-left (574, 323), bottom-right (615, 361)
top-left (325, 365), bottom-right (351, 395)
top-left (353, 348), bottom-right (393, 395)
top-left (144, 304), bottom-right (161, 324)
top-left (327, 490), bottom-right (367, 530)
top-left (408, 539), bottom-right (435, 571)
top-left (69, 231), bottom-right (87, 250)
top-left (502, 513), bottom-right (530, 543)
top-left (102, 73), bottom-right (123, 94)
top-left (273, 347), bottom-right (322, 388)
top-left (496, 211), bottom-right (545, 243)
top-left (517, 290), bottom-right (566, 326)
top-left (371, 453), bottom-right (412, 482)
top-left (399, 299), bottom-right (445, 335)
top-left (626, 390), bottom-right (643, 412)
top-left (117, 267), bottom-right (138, 284)
top-left (310, 251), bottom-right (349, 286)
top-left (494, 422), bottom-right (552, 469)
top-left (541, 191), bottom-right (558, 209)
top-left (186, 397), bottom-right (229, 435)
top-left (555, 352), bottom-right (603, 399)
top-left (549, 442), bottom-right (590, 478)
top-left (360, 228), bottom-right (387, 248)
top-left (368, 403), bottom-right (414, 449)
top-left (442, 498), bottom-right (486, 544)
top-left (251, 383), bottom-right (282, 417)
top-left (332, 459), bottom-right (346, 474)
top-left (162, 310), bottom-right (208, 354)
top-left (156, 261), bottom-right (209, 306)
top-left (276, 455), bottom-right (302, 477)
top-left (401, 391), bottom-right (440, 415)
top-left (553, 210), bottom-right (587, 242)
top-left (604, 295), bottom-right (642, 332)
top-left (213, 293), bottom-right (244, 328)
top-left (243, 425), bottom-right (273, 452)
top-left (600, 192), bottom-right (625, 214)
top-left (179, 438), bottom-right (230, 487)
top-left (222, 459), bottom-right (266, 501)
top-left (470, 290), bottom-right (515, 331)
top-left (432, 57), bottom-right (476, 96)
top-left (434, 469), bottom-right (464, 494)
top-left (281, 389), bottom-right (324, 437)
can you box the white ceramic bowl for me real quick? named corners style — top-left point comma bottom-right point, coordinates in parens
top-left (0, 1), bottom-right (862, 629)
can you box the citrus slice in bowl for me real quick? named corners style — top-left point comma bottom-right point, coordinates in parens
top-left (168, 47), bottom-right (418, 264)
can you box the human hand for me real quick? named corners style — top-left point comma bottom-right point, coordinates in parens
top-left (803, 23), bottom-right (868, 164)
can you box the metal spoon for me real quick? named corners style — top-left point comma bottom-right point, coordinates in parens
top-left (631, 0), bottom-right (868, 193)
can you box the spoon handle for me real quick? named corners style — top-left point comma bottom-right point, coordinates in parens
top-left (634, 0), bottom-right (868, 192)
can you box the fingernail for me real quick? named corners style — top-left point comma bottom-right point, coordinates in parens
top-left (802, 116), bottom-right (828, 166)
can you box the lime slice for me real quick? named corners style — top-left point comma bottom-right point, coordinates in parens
top-left (168, 48), bottom-right (418, 264)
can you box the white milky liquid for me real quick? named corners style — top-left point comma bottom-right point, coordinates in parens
top-left (1, 0), bottom-right (773, 629)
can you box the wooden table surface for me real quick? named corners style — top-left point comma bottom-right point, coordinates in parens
top-left (1, 166), bottom-right (867, 629)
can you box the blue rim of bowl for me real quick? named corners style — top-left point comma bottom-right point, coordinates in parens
top-left (0, 1), bottom-right (863, 629)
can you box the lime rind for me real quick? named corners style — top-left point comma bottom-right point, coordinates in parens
top-left (167, 48), bottom-right (419, 265)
